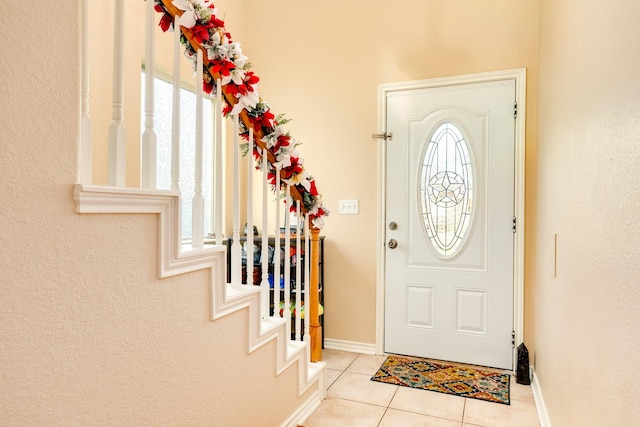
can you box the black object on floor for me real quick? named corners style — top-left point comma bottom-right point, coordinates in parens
top-left (516, 343), bottom-right (531, 385)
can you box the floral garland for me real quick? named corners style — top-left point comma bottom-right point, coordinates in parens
top-left (153, 0), bottom-right (328, 229)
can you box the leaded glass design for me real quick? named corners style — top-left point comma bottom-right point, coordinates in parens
top-left (420, 122), bottom-right (474, 258)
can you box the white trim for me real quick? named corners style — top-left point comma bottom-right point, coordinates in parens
top-left (375, 69), bottom-right (527, 370)
top-left (323, 338), bottom-right (377, 355)
top-left (531, 367), bottom-right (552, 427)
top-left (285, 387), bottom-right (325, 427)
top-left (74, 184), bottom-right (325, 401)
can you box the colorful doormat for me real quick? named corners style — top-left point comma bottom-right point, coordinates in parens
top-left (371, 355), bottom-right (510, 405)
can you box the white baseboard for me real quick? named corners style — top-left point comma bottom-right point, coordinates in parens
top-left (283, 389), bottom-right (323, 427)
top-left (323, 338), bottom-right (377, 355)
top-left (530, 366), bottom-right (551, 427)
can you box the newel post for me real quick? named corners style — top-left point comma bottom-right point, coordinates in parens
top-left (309, 226), bottom-right (322, 362)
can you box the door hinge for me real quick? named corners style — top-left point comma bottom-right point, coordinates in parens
top-left (512, 331), bottom-right (516, 347)
top-left (372, 132), bottom-right (393, 141)
top-left (512, 216), bottom-right (517, 233)
top-left (514, 103), bottom-right (518, 119)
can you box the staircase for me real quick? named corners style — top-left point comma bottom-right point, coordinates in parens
top-left (75, 1), bottom-right (328, 425)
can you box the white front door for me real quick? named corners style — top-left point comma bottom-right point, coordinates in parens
top-left (384, 79), bottom-right (515, 370)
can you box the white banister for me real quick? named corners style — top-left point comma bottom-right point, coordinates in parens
top-left (273, 168), bottom-right (281, 318)
top-left (295, 201), bottom-right (302, 341)
top-left (171, 16), bottom-right (181, 193)
top-left (79, 0), bottom-right (92, 185)
top-left (191, 50), bottom-right (205, 249)
top-left (231, 114), bottom-right (242, 286)
top-left (261, 152), bottom-right (269, 318)
top-left (246, 129), bottom-right (254, 286)
top-left (214, 79), bottom-right (223, 245)
top-left (108, 0), bottom-right (126, 187)
top-left (141, 0), bottom-right (157, 189)
top-left (81, 2), bottom-right (329, 351)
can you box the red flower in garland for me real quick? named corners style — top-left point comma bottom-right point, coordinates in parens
top-left (247, 110), bottom-right (275, 134)
top-left (210, 16), bottom-right (225, 29)
top-left (154, 4), bottom-right (173, 32)
top-left (226, 71), bottom-right (260, 98)
top-left (272, 134), bottom-right (291, 152)
top-left (209, 59), bottom-right (235, 81)
top-left (203, 79), bottom-right (213, 94)
top-left (309, 180), bottom-right (319, 197)
top-left (281, 157), bottom-right (304, 180)
top-left (191, 21), bottom-right (215, 43)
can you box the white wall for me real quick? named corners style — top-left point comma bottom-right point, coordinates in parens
top-left (241, 0), bottom-right (539, 348)
top-left (536, 0), bottom-right (640, 424)
top-left (0, 2), bottom-right (312, 424)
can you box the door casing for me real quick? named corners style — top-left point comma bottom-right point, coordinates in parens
top-left (375, 69), bottom-right (526, 370)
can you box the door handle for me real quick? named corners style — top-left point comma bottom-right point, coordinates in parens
top-left (388, 239), bottom-right (398, 249)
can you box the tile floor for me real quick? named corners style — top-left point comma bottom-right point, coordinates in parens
top-left (304, 350), bottom-right (540, 427)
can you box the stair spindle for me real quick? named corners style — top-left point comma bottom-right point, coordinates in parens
top-left (273, 167), bottom-right (281, 318)
top-left (304, 215), bottom-right (310, 343)
top-left (246, 129), bottom-right (254, 286)
top-left (191, 49), bottom-right (205, 248)
top-left (295, 201), bottom-right (302, 341)
top-left (231, 114), bottom-right (242, 286)
top-left (284, 186), bottom-right (292, 338)
top-left (141, 0), bottom-right (157, 189)
top-left (261, 152), bottom-right (269, 317)
top-left (171, 16), bottom-right (181, 193)
top-left (79, 0), bottom-right (92, 185)
top-left (214, 79), bottom-right (223, 245)
top-left (108, 0), bottom-right (126, 187)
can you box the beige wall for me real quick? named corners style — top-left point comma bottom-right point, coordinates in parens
top-left (0, 2), bottom-right (313, 425)
top-left (536, 0), bottom-right (640, 424)
top-left (241, 0), bottom-right (538, 346)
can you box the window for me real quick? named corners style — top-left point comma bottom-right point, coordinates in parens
top-left (141, 70), bottom-right (217, 240)
top-left (419, 122), bottom-right (474, 258)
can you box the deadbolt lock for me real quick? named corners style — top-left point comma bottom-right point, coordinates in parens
top-left (389, 222), bottom-right (398, 230)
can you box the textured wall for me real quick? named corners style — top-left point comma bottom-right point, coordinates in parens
top-left (0, 1), bottom-right (312, 425)
top-left (536, 0), bottom-right (640, 424)
top-left (241, 0), bottom-right (539, 347)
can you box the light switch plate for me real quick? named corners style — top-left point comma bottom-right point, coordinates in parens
top-left (338, 199), bottom-right (359, 215)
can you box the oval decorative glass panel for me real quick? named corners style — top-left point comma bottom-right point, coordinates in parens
top-left (420, 122), bottom-right (474, 258)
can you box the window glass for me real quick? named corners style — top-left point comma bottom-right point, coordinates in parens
top-left (419, 122), bottom-right (474, 258)
top-left (141, 71), bottom-right (215, 240)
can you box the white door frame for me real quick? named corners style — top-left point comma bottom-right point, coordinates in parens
top-left (375, 68), bottom-right (526, 370)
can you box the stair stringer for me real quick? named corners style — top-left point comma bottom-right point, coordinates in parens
top-left (73, 184), bottom-right (326, 400)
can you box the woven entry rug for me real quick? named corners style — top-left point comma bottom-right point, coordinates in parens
top-left (371, 355), bottom-right (510, 405)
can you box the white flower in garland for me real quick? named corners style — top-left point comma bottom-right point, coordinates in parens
top-left (261, 125), bottom-right (286, 149)
top-left (227, 42), bottom-right (248, 69)
top-left (273, 145), bottom-right (296, 170)
top-left (307, 194), bottom-right (328, 229)
top-left (224, 68), bottom-right (246, 86)
top-left (206, 31), bottom-right (229, 60)
top-left (284, 168), bottom-right (312, 193)
top-left (230, 85), bottom-right (260, 115)
top-left (172, 0), bottom-right (212, 28)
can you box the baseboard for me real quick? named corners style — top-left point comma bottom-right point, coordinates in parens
top-left (530, 366), bottom-right (552, 427)
top-left (323, 338), bottom-right (377, 355)
top-left (282, 388), bottom-right (323, 427)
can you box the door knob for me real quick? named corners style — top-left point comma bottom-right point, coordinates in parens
top-left (388, 239), bottom-right (398, 249)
